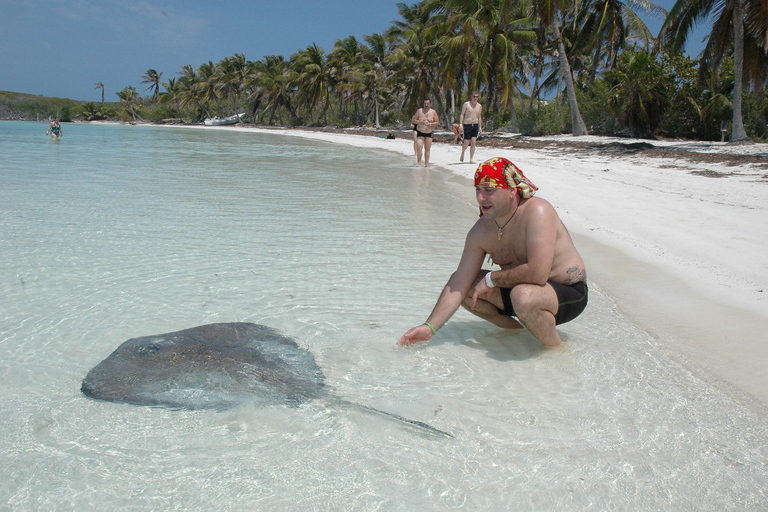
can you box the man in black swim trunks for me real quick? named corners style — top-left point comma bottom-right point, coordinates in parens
top-left (399, 157), bottom-right (588, 348)
top-left (459, 92), bottom-right (482, 163)
top-left (410, 99), bottom-right (439, 167)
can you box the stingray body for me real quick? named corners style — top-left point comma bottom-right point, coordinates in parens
top-left (82, 322), bottom-right (450, 437)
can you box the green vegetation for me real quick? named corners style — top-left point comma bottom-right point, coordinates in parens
top-left (0, 91), bottom-right (88, 122)
top-left (4, 0), bottom-right (767, 142)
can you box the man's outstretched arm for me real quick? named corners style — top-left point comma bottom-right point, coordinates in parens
top-left (399, 229), bottom-right (486, 345)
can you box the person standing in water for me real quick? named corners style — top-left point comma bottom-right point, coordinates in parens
top-left (410, 99), bottom-right (439, 167)
top-left (46, 117), bottom-right (63, 139)
top-left (399, 157), bottom-right (588, 348)
top-left (459, 92), bottom-right (482, 163)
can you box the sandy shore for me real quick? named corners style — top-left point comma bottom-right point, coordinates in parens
top-left (174, 123), bottom-right (768, 406)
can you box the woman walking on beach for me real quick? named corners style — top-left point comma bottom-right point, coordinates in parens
top-left (46, 117), bottom-right (63, 139)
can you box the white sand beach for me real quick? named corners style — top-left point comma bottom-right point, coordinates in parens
top-left (193, 124), bottom-right (768, 406)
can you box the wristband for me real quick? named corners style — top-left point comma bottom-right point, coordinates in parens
top-left (423, 322), bottom-right (437, 335)
top-left (484, 272), bottom-right (495, 288)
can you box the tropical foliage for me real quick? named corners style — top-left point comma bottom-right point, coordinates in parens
top-left (4, 0), bottom-right (767, 141)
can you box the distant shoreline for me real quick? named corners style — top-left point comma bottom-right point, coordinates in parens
top-left (85, 118), bottom-right (768, 167)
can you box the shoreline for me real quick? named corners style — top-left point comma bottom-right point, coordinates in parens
top-left (129, 122), bottom-right (768, 406)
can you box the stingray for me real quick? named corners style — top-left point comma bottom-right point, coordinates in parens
top-left (81, 322), bottom-right (451, 437)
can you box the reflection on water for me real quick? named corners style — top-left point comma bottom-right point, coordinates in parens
top-left (1, 121), bottom-right (766, 510)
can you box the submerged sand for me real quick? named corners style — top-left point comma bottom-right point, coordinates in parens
top-left (174, 123), bottom-right (768, 406)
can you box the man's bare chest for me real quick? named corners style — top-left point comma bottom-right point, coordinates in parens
top-left (487, 234), bottom-right (526, 268)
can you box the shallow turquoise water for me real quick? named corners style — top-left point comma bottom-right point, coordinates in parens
top-left (1, 121), bottom-right (767, 510)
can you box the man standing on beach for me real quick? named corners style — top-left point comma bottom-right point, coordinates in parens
top-left (399, 157), bottom-right (588, 348)
top-left (411, 99), bottom-right (439, 167)
top-left (459, 92), bottom-right (482, 163)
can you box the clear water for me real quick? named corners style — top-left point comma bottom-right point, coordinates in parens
top-left (1, 121), bottom-right (767, 511)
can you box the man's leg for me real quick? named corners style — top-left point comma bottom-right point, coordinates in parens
top-left (509, 283), bottom-right (561, 347)
top-left (462, 275), bottom-right (562, 346)
top-left (461, 272), bottom-right (525, 330)
top-left (460, 137), bottom-right (469, 162)
top-left (469, 137), bottom-right (477, 163)
top-left (424, 137), bottom-right (433, 167)
top-left (415, 137), bottom-right (424, 166)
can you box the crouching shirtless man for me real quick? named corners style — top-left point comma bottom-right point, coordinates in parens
top-left (399, 157), bottom-right (588, 348)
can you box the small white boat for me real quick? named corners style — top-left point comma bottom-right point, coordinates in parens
top-left (204, 113), bottom-right (245, 126)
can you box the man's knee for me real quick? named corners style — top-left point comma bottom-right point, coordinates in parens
top-left (510, 284), bottom-right (552, 317)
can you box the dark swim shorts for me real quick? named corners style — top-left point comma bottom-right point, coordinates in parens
top-left (498, 281), bottom-right (588, 325)
top-left (463, 123), bottom-right (479, 139)
top-left (416, 129), bottom-right (433, 138)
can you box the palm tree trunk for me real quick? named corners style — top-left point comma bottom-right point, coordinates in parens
top-left (553, 15), bottom-right (588, 136)
top-left (432, 86), bottom-right (451, 132)
top-left (373, 88), bottom-right (380, 129)
top-left (755, 76), bottom-right (766, 137)
top-left (450, 89), bottom-right (455, 122)
top-left (588, 43), bottom-right (601, 85)
top-left (730, 0), bottom-right (751, 143)
top-left (531, 57), bottom-right (542, 109)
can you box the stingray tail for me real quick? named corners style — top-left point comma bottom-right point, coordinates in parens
top-left (348, 402), bottom-right (454, 438)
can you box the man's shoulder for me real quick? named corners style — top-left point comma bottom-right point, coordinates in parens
top-left (522, 196), bottom-right (552, 209)
top-left (520, 196), bottom-right (559, 221)
top-left (467, 217), bottom-right (494, 242)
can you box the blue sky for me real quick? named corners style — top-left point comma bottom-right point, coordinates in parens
top-left (1, 0), bottom-right (709, 102)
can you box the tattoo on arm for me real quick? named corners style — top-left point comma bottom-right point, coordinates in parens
top-left (565, 266), bottom-right (587, 284)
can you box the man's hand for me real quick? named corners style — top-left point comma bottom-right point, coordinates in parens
top-left (397, 324), bottom-right (433, 346)
top-left (470, 277), bottom-right (493, 310)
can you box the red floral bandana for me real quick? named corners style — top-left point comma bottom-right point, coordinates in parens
top-left (474, 157), bottom-right (538, 196)
top-left (474, 157), bottom-right (538, 216)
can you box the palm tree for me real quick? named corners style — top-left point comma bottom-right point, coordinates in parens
top-left (292, 43), bottom-right (335, 124)
top-left (81, 101), bottom-right (103, 121)
top-left (177, 64), bottom-right (205, 121)
top-left (94, 82), bottom-right (105, 104)
top-left (159, 77), bottom-right (184, 122)
top-left (193, 61), bottom-right (220, 117)
top-left (574, 0), bottom-right (666, 83)
top-left (606, 50), bottom-right (671, 137)
top-left (533, 0), bottom-right (589, 135)
top-left (247, 55), bottom-right (295, 124)
top-left (387, 2), bottom-right (448, 123)
top-left (431, 0), bottom-right (536, 127)
top-left (141, 69), bottom-right (163, 98)
top-left (217, 54), bottom-right (247, 115)
top-left (362, 33), bottom-right (394, 128)
top-left (661, 0), bottom-right (768, 142)
top-left (476, 0), bottom-right (536, 126)
top-left (329, 36), bottom-right (364, 123)
top-left (116, 86), bottom-right (143, 122)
